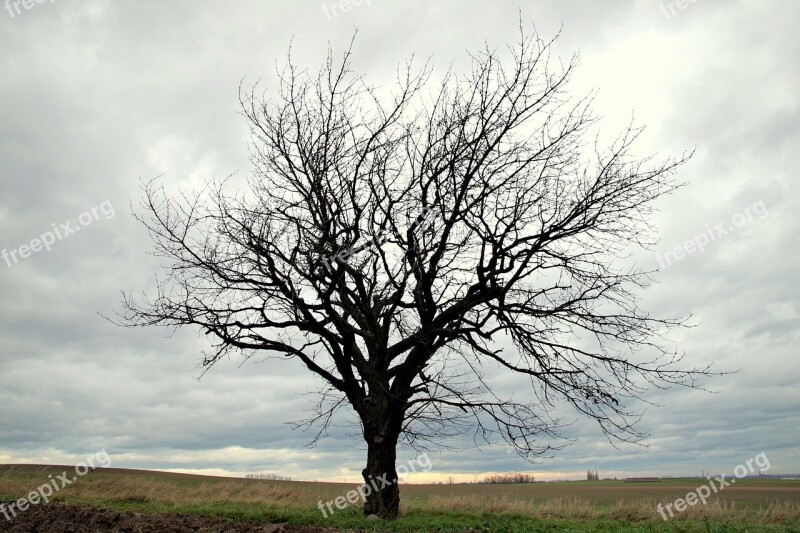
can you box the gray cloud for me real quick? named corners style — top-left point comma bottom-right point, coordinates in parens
top-left (1, 0), bottom-right (798, 482)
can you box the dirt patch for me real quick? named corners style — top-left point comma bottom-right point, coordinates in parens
top-left (0, 502), bottom-right (341, 532)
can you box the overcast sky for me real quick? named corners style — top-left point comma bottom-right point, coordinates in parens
top-left (1, 0), bottom-right (798, 483)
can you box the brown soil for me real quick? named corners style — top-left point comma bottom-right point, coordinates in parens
top-left (0, 502), bottom-right (342, 533)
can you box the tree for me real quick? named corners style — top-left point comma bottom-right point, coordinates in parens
top-left (482, 473), bottom-right (535, 484)
top-left (244, 473), bottom-right (292, 481)
top-left (119, 25), bottom-right (712, 519)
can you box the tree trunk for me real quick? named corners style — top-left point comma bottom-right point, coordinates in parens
top-left (362, 433), bottom-right (400, 519)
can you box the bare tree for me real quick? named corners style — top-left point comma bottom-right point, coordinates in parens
top-left (245, 473), bottom-right (292, 481)
top-left (119, 26), bottom-right (712, 518)
top-left (482, 472), bottom-right (535, 484)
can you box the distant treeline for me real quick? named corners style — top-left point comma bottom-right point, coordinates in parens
top-left (244, 473), bottom-right (292, 481)
top-left (480, 473), bottom-right (536, 484)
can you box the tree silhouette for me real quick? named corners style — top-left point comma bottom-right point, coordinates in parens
top-left (120, 25), bottom-right (712, 518)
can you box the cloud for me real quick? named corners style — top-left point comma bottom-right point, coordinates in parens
top-left (0, 0), bottom-right (797, 482)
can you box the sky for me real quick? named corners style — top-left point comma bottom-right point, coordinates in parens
top-left (0, 0), bottom-right (798, 484)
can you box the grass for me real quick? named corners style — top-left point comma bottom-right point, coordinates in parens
top-left (1, 465), bottom-right (799, 531)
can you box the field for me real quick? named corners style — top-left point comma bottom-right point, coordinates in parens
top-left (1, 465), bottom-right (799, 532)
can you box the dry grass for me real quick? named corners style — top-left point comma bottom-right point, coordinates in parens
top-left (66, 475), bottom-right (322, 507)
top-left (413, 493), bottom-right (800, 524)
